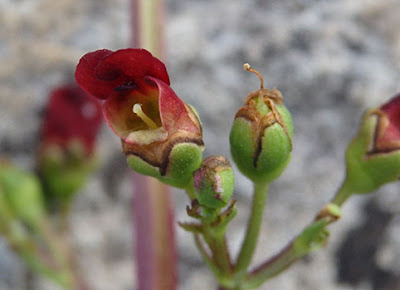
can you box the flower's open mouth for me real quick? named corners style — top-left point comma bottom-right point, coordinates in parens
top-left (103, 85), bottom-right (163, 141)
top-left (104, 86), bottom-right (170, 145)
top-left (102, 75), bottom-right (203, 146)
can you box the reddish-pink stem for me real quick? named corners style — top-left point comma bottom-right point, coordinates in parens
top-left (130, 0), bottom-right (166, 59)
top-left (132, 174), bottom-right (177, 290)
top-left (131, 0), bottom-right (140, 49)
top-left (130, 2), bottom-right (177, 289)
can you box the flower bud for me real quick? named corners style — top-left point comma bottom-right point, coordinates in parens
top-left (76, 49), bottom-right (204, 188)
top-left (230, 64), bottom-right (293, 184)
top-left (38, 85), bottom-right (102, 200)
top-left (0, 161), bottom-right (45, 227)
top-left (193, 156), bottom-right (234, 209)
top-left (343, 93), bottom-right (400, 194)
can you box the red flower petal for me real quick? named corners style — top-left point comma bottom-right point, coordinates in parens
top-left (148, 77), bottom-right (198, 133)
top-left (96, 49), bottom-right (170, 85)
top-left (41, 85), bottom-right (103, 155)
top-left (75, 48), bottom-right (201, 147)
top-left (75, 48), bottom-right (169, 100)
top-left (75, 49), bottom-right (114, 99)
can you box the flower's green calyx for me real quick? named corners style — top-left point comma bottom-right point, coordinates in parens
top-left (0, 161), bottom-right (45, 227)
top-left (230, 64), bottom-right (293, 184)
top-left (126, 140), bottom-right (204, 188)
top-left (122, 97), bottom-right (204, 189)
top-left (124, 101), bottom-right (204, 189)
top-left (343, 94), bottom-right (400, 194)
top-left (39, 141), bottom-right (97, 201)
top-left (193, 156), bottom-right (234, 209)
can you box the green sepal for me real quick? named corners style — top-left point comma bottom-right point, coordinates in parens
top-left (178, 222), bottom-right (203, 233)
top-left (0, 186), bottom-right (29, 247)
top-left (127, 142), bottom-right (203, 188)
top-left (293, 219), bottom-right (330, 257)
top-left (0, 164), bottom-right (45, 227)
top-left (199, 207), bottom-right (219, 223)
top-left (344, 109), bottom-right (400, 194)
top-left (6, 220), bottom-right (29, 248)
top-left (230, 104), bottom-right (293, 184)
top-left (194, 156), bottom-right (235, 209)
top-left (39, 143), bottom-right (98, 202)
top-left (0, 186), bottom-right (16, 224)
top-left (196, 169), bottom-right (234, 209)
top-left (212, 202), bottom-right (238, 230)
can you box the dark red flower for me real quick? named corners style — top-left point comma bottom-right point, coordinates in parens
top-left (75, 48), bottom-right (202, 148)
top-left (75, 49), bottom-right (170, 100)
top-left (40, 85), bottom-right (102, 156)
top-left (373, 93), bottom-right (400, 152)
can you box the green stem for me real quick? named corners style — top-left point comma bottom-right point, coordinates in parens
top-left (193, 234), bottom-right (220, 277)
top-left (37, 219), bottom-right (75, 288)
top-left (185, 184), bottom-right (233, 287)
top-left (131, 1), bottom-right (177, 289)
top-left (243, 241), bottom-right (299, 289)
top-left (20, 250), bottom-right (71, 289)
top-left (202, 226), bottom-right (233, 286)
top-left (331, 179), bottom-right (354, 207)
top-left (0, 192), bottom-right (73, 288)
top-left (185, 183), bottom-right (196, 200)
top-left (4, 224), bottom-right (71, 288)
top-left (59, 199), bottom-right (71, 234)
top-left (235, 182), bottom-right (269, 276)
top-left (243, 217), bottom-right (333, 289)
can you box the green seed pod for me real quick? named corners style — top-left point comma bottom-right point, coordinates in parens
top-left (342, 93), bottom-right (400, 194)
top-left (0, 161), bottom-right (45, 227)
top-left (230, 64), bottom-right (293, 184)
top-left (193, 156), bottom-right (234, 209)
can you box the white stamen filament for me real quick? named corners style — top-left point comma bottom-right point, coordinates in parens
top-left (133, 104), bottom-right (158, 129)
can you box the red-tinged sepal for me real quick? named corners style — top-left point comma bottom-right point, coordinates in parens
top-left (372, 93), bottom-right (400, 153)
top-left (337, 93), bottom-right (400, 200)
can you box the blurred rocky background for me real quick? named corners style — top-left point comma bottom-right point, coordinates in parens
top-left (1, 0), bottom-right (400, 289)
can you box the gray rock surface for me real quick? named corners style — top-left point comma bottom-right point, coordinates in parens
top-left (1, 0), bottom-right (400, 289)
